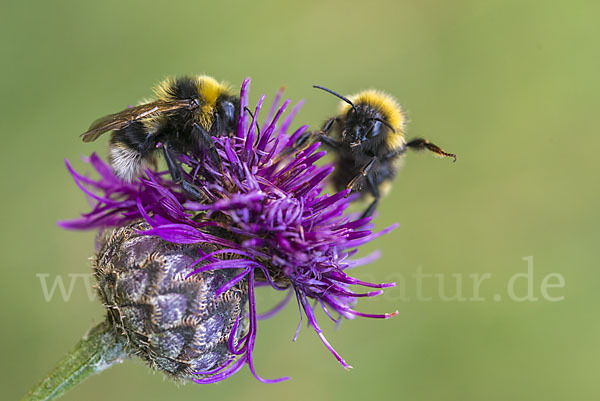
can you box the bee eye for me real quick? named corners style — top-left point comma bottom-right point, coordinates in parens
top-left (367, 121), bottom-right (382, 138)
top-left (219, 100), bottom-right (236, 125)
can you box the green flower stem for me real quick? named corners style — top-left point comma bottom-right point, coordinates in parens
top-left (21, 320), bottom-right (128, 401)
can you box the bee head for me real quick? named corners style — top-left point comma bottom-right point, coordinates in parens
top-left (344, 106), bottom-right (395, 148)
top-left (218, 98), bottom-right (237, 126)
top-left (313, 85), bottom-right (396, 148)
top-left (213, 96), bottom-right (240, 135)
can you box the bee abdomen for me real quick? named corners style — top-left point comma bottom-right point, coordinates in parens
top-left (109, 122), bottom-right (158, 182)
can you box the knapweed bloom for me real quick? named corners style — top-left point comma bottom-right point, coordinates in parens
top-left (59, 78), bottom-right (398, 384)
top-left (94, 221), bottom-right (250, 379)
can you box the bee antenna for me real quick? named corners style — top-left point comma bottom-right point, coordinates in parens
top-left (244, 106), bottom-right (261, 145)
top-left (313, 85), bottom-right (358, 113)
top-left (367, 118), bottom-right (396, 133)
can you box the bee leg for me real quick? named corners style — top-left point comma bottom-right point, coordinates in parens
top-left (346, 156), bottom-right (377, 195)
top-left (385, 147), bottom-right (406, 160)
top-left (318, 135), bottom-right (342, 149)
top-left (272, 131), bottom-right (310, 164)
top-left (163, 144), bottom-right (206, 200)
top-left (163, 143), bottom-right (182, 183)
top-left (321, 117), bottom-right (341, 135)
top-left (294, 131), bottom-right (312, 149)
top-left (361, 175), bottom-right (380, 219)
top-left (274, 118), bottom-right (342, 163)
top-left (406, 138), bottom-right (457, 162)
top-left (192, 123), bottom-right (222, 168)
top-left (180, 180), bottom-right (206, 200)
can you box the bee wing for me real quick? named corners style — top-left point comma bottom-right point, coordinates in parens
top-left (80, 100), bottom-right (190, 142)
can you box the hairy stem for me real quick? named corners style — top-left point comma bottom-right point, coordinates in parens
top-left (21, 320), bottom-right (128, 401)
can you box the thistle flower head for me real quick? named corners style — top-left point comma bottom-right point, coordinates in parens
top-left (94, 221), bottom-right (249, 379)
top-left (61, 78), bottom-right (398, 383)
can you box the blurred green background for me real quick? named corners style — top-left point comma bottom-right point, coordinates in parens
top-left (2, 0), bottom-right (598, 400)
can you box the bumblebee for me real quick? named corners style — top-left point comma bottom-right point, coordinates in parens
top-left (302, 85), bottom-right (456, 218)
top-left (81, 75), bottom-right (239, 197)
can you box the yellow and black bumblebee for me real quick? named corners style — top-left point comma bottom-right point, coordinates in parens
top-left (300, 85), bottom-right (456, 218)
top-left (81, 75), bottom-right (239, 197)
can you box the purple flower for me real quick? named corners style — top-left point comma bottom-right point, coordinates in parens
top-left (61, 78), bottom-right (398, 383)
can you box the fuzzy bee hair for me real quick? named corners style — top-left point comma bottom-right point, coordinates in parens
top-left (81, 75), bottom-right (240, 193)
top-left (309, 85), bottom-right (455, 218)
